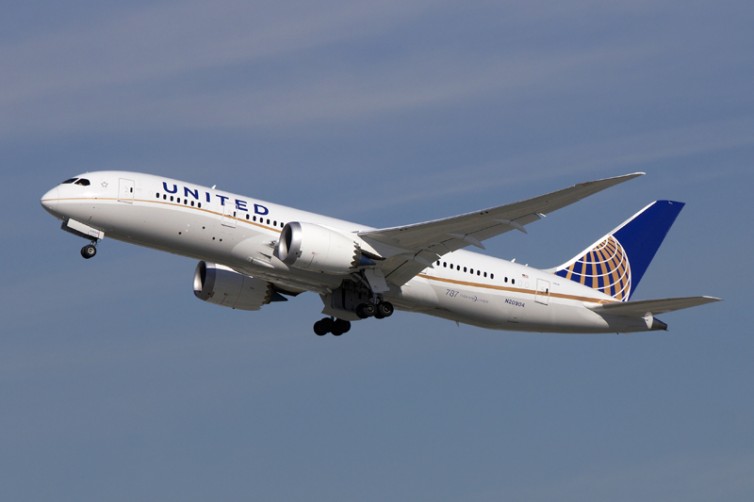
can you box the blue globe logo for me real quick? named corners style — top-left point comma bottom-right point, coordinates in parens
top-left (557, 236), bottom-right (632, 301)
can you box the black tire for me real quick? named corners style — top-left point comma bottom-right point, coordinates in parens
top-left (356, 303), bottom-right (375, 319)
top-left (377, 301), bottom-right (394, 318)
top-left (333, 319), bottom-right (351, 336)
top-left (81, 244), bottom-right (97, 259)
top-left (313, 318), bottom-right (332, 336)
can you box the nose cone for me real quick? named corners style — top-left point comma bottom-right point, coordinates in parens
top-left (40, 186), bottom-right (60, 216)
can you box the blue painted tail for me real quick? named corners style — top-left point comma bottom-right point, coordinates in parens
top-left (552, 201), bottom-right (685, 301)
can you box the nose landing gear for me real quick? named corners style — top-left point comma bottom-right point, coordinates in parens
top-left (60, 219), bottom-right (104, 260)
top-left (80, 242), bottom-right (98, 259)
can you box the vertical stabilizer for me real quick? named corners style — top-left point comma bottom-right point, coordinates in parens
top-left (552, 200), bottom-right (684, 301)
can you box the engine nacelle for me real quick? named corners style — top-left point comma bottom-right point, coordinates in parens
top-left (274, 222), bottom-right (367, 275)
top-left (193, 261), bottom-right (273, 311)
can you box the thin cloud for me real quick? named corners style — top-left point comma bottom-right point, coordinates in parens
top-left (0, 1), bottom-right (689, 139)
top-left (0, 42), bottom-right (639, 138)
top-left (0, 0), bottom-right (439, 108)
top-left (499, 452), bottom-right (754, 502)
top-left (338, 117), bottom-right (754, 214)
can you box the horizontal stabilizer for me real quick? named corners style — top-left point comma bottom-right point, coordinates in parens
top-left (589, 296), bottom-right (720, 316)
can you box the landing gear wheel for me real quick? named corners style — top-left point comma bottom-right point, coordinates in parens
top-left (332, 319), bottom-right (351, 336)
top-left (356, 303), bottom-right (376, 319)
top-left (376, 301), bottom-right (394, 319)
top-left (313, 318), bottom-right (332, 336)
top-left (313, 318), bottom-right (351, 336)
top-left (81, 244), bottom-right (97, 259)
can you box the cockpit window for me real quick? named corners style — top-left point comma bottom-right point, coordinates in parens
top-left (61, 177), bottom-right (91, 186)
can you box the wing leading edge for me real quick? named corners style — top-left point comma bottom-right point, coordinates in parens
top-left (359, 172), bottom-right (645, 286)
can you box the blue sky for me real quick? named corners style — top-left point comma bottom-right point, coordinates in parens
top-left (2, 1), bottom-right (753, 500)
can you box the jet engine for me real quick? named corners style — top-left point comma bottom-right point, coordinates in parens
top-left (193, 261), bottom-right (274, 310)
top-left (274, 222), bottom-right (374, 275)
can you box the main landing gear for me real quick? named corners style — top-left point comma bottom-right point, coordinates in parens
top-left (80, 242), bottom-right (98, 259)
top-left (356, 300), bottom-right (394, 319)
top-left (314, 317), bottom-right (352, 336)
top-left (312, 300), bottom-right (394, 336)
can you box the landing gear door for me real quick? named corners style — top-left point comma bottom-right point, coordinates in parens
top-left (118, 178), bottom-right (135, 203)
top-left (535, 279), bottom-right (550, 305)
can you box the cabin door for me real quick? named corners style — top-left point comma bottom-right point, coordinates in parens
top-left (536, 279), bottom-right (550, 305)
top-left (118, 178), bottom-right (135, 203)
top-left (222, 204), bottom-right (236, 228)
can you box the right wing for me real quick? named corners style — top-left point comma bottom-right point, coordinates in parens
top-left (359, 172), bottom-right (645, 286)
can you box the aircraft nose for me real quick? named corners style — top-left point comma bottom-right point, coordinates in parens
top-left (40, 187), bottom-right (60, 213)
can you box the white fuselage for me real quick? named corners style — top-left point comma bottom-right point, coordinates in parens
top-left (41, 171), bottom-right (652, 334)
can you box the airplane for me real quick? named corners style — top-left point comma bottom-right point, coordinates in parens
top-left (40, 171), bottom-right (719, 336)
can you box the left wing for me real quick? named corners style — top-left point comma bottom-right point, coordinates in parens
top-left (359, 173), bottom-right (644, 286)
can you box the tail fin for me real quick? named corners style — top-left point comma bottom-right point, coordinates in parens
top-left (552, 200), bottom-right (684, 301)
